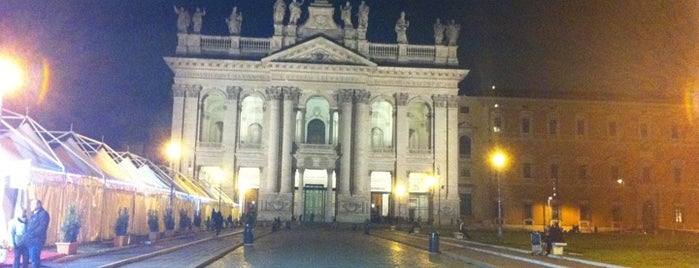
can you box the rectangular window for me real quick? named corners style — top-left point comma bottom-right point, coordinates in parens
top-left (548, 119), bottom-right (558, 136)
top-left (576, 119), bottom-right (586, 136)
top-left (580, 204), bottom-right (591, 221)
top-left (674, 207), bottom-right (683, 223)
top-left (521, 118), bottom-right (531, 135)
top-left (524, 203), bottom-right (533, 219)
top-left (460, 193), bottom-right (472, 216)
top-left (578, 165), bottom-right (587, 181)
top-left (640, 123), bottom-right (649, 138)
top-left (608, 121), bottom-right (617, 137)
top-left (550, 164), bottom-right (559, 180)
top-left (674, 167), bottom-right (682, 183)
top-left (523, 163), bottom-right (532, 179)
top-left (460, 106), bottom-right (470, 114)
top-left (460, 168), bottom-right (471, 178)
top-left (493, 116), bottom-right (502, 133)
top-left (612, 205), bottom-right (623, 222)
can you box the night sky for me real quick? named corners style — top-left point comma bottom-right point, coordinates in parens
top-left (1, 1), bottom-right (697, 161)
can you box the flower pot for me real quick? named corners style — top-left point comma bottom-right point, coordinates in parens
top-left (148, 231), bottom-right (160, 241)
top-left (113, 235), bottom-right (128, 247)
top-left (56, 242), bottom-right (79, 255)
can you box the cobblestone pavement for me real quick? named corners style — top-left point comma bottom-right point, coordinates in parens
top-left (207, 227), bottom-right (472, 268)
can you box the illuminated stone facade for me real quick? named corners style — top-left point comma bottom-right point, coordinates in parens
top-left (166, 1), bottom-right (466, 223)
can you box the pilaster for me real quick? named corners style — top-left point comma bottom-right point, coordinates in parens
top-left (222, 86), bottom-right (242, 197)
top-left (336, 89), bottom-right (354, 196)
top-left (393, 92), bottom-right (410, 217)
top-left (281, 87), bottom-right (300, 194)
top-left (182, 86), bottom-right (200, 178)
top-left (353, 90), bottom-right (371, 197)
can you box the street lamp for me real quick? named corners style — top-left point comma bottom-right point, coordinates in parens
top-left (213, 167), bottom-right (226, 212)
top-left (0, 56), bottom-right (26, 114)
top-left (491, 151), bottom-right (506, 242)
top-left (165, 141), bottom-right (181, 213)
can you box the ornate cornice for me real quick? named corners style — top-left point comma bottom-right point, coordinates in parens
top-left (173, 84), bottom-right (201, 98)
top-left (172, 84), bottom-right (186, 97)
top-left (185, 86), bottom-right (201, 98)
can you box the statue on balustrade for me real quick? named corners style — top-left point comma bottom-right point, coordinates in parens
top-left (174, 6), bottom-right (190, 33)
top-left (288, 0), bottom-right (304, 25)
top-left (227, 6), bottom-right (243, 35)
top-left (341, 1), bottom-right (353, 28)
top-left (433, 18), bottom-right (445, 45)
top-left (446, 19), bottom-right (461, 46)
top-left (358, 1), bottom-right (369, 29)
top-left (273, 0), bottom-right (286, 24)
top-left (192, 7), bottom-right (206, 33)
top-left (395, 11), bottom-right (409, 44)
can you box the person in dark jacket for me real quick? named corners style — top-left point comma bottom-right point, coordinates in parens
top-left (25, 200), bottom-right (50, 268)
top-left (545, 222), bottom-right (563, 255)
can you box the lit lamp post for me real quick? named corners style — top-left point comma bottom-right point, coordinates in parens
top-left (239, 178), bottom-right (248, 218)
top-left (213, 168), bottom-right (226, 212)
top-left (492, 152), bottom-right (507, 242)
top-left (0, 56), bottom-right (26, 114)
top-left (165, 141), bottom-right (181, 213)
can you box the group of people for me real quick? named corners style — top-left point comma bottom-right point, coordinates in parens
top-left (7, 199), bottom-right (50, 268)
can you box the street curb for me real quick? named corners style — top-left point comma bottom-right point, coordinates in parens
top-left (96, 231), bottom-right (241, 268)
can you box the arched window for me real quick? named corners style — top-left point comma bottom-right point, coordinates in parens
top-left (371, 127), bottom-right (384, 148)
top-left (371, 99), bottom-right (394, 149)
top-left (307, 119), bottom-right (326, 144)
top-left (408, 101), bottom-right (431, 150)
top-left (239, 95), bottom-right (264, 145)
top-left (199, 92), bottom-right (226, 143)
top-left (247, 123), bottom-right (262, 144)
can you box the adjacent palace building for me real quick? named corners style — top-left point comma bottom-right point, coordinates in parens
top-left (165, 1), bottom-right (699, 232)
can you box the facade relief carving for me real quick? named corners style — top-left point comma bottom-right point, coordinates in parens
top-left (336, 89), bottom-right (355, 103)
top-left (394, 93), bottom-right (409, 106)
top-left (265, 86), bottom-right (284, 100)
top-left (226, 86), bottom-right (242, 100)
top-left (185, 85), bottom-right (202, 98)
top-left (282, 87), bottom-right (301, 102)
top-left (354, 90), bottom-right (371, 104)
top-left (433, 94), bottom-right (449, 108)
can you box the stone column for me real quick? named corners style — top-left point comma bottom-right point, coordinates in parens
top-left (328, 109), bottom-right (335, 145)
top-left (264, 87), bottom-right (283, 194)
top-left (297, 168), bottom-right (305, 219)
top-left (222, 86), bottom-right (242, 196)
top-left (170, 84), bottom-right (186, 160)
top-left (182, 86), bottom-right (200, 177)
top-left (393, 93), bottom-right (409, 217)
top-left (336, 89), bottom-right (354, 196)
top-left (299, 109), bottom-right (306, 143)
top-left (433, 94), bottom-right (449, 224)
top-left (353, 90), bottom-right (371, 196)
top-left (445, 96), bottom-right (461, 217)
top-left (280, 87), bottom-right (300, 193)
top-left (326, 168), bottom-right (335, 222)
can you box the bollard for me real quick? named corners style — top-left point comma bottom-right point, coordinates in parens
top-left (244, 223), bottom-right (254, 245)
top-left (428, 231), bottom-right (440, 253)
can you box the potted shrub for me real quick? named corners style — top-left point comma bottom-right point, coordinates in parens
top-left (147, 209), bottom-right (160, 241)
top-left (114, 207), bottom-right (129, 247)
top-left (178, 209), bottom-right (191, 234)
top-left (163, 209), bottom-right (175, 237)
top-left (56, 204), bottom-right (82, 254)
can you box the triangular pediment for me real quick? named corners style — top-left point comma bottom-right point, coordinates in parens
top-left (262, 36), bottom-right (377, 66)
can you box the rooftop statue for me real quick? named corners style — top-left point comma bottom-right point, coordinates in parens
top-left (395, 11), bottom-right (409, 44)
top-left (273, 0), bottom-right (286, 24)
top-left (226, 6), bottom-right (243, 35)
top-left (433, 18), bottom-right (445, 45)
top-left (446, 19), bottom-right (461, 46)
top-left (289, 0), bottom-right (304, 25)
top-left (341, 1), bottom-right (353, 28)
top-left (358, 1), bottom-right (369, 29)
top-left (192, 7), bottom-right (206, 33)
top-left (174, 6), bottom-right (190, 33)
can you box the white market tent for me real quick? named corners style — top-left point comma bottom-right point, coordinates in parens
top-left (0, 109), bottom-right (236, 245)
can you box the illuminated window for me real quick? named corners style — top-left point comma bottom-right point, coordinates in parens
top-left (674, 207), bottom-right (683, 223)
top-left (493, 116), bottom-right (502, 133)
top-left (521, 117), bottom-right (531, 136)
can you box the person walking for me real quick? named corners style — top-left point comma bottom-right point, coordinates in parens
top-left (9, 210), bottom-right (29, 268)
top-left (25, 200), bottom-right (50, 268)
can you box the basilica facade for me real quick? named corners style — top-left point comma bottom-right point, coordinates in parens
top-left (166, 0), bottom-right (466, 223)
